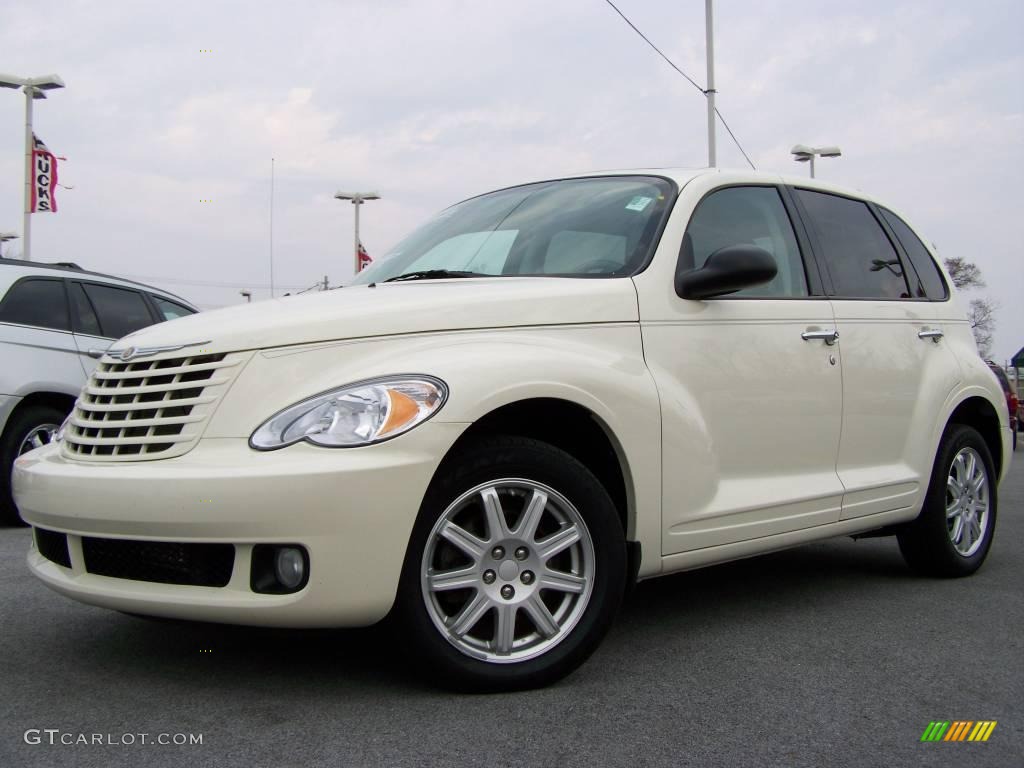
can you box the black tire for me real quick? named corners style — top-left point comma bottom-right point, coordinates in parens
top-left (396, 435), bottom-right (626, 692)
top-left (897, 424), bottom-right (997, 577)
top-left (1, 404), bottom-right (68, 526)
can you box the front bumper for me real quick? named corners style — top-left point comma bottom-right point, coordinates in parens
top-left (13, 424), bottom-right (465, 627)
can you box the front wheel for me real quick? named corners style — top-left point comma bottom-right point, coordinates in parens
top-left (1, 404), bottom-right (67, 525)
top-left (396, 436), bottom-right (626, 691)
top-left (898, 424), bottom-right (997, 577)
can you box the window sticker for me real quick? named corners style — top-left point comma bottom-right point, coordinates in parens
top-left (625, 195), bottom-right (653, 212)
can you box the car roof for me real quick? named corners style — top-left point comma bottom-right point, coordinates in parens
top-left (0, 257), bottom-right (196, 308)
top-left (570, 167), bottom-right (895, 205)
top-left (468, 167), bottom-right (898, 212)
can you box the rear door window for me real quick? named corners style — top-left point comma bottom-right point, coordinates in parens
top-left (878, 208), bottom-right (948, 300)
top-left (82, 283), bottom-right (155, 339)
top-left (69, 282), bottom-right (102, 336)
top-left (795, 190), bottom-right (910, 299)
top-left (0, 278), bottom-right (70, 331)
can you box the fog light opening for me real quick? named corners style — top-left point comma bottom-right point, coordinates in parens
top-left (274, 547), bottom-right (305, 590)
top-left (250, 544), bottom-right (309, 594)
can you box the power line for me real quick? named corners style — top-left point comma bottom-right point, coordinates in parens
top-left (715, 108), bottom-right (756, 170)
top-left (601, 0), bottom-right (756, 169)
top-left (602, 0), bottom-right (704, 94)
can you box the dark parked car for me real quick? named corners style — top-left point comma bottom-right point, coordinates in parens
top-left (985, 361), bottom-right (1018, 449)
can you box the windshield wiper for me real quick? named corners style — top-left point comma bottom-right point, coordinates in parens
top-left (383, 269), bottom-right (484, 283)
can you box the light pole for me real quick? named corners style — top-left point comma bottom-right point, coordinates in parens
top-left (705, 0), bottom-right (716, 167)
top-left (791, 144), bottom-right (842, 178)
top-left (334, 191), bottom-right (380, 276)
top-left (0, 232), bottom-right (18, 258)
top-left (0, 73), bottom-right (65, 262)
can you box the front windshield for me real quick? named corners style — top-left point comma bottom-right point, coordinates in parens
top-left (350, 176), bottom-right (676, 284)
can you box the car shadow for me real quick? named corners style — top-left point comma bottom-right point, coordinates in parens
top-left (56, 535), bottom-right (914, 696)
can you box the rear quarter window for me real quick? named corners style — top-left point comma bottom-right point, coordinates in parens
top-left (878, 208), bottom-right (948, 300)
top-left (82, 283), bottom-right (155, 339)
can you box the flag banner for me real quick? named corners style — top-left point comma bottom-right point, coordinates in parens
top-left (358, 241), bottom-right (372, 271)
top-left (31, 133), bottom-right (59, 213)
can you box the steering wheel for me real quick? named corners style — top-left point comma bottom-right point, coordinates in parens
top-left (573, 259), bottom-right (624, 274)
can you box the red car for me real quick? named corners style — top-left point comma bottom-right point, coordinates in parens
top-left (985, 361), bottom-right (1018, 449)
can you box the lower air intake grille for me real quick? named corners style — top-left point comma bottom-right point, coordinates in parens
top-left (82, 537), bottom-right (234, 587)
top-left (35, 528), bottom-right (71, 568)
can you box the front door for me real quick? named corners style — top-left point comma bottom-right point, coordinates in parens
top-left (638, 183), bottom-right (845, 555)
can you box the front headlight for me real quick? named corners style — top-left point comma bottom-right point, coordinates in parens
top-left (249, 375), bottom-right (448, 450)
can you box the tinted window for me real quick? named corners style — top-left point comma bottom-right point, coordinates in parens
top-left (152, 296), bottom-right (196, 321)
top-left (82, 284), bottom-right (154, 339)
top-left (879, 208), bottom-right (948, 300)
top-left (0, 278), bottom-right (69, 331)
top-left (682, 186), bottom-right (808, 297)
top-left (69, 283), bottom-right (102, 336)
top-left (796, 190), bottom-right (909, 299)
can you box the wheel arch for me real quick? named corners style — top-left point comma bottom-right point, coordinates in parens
top-left (945, 395), bottom-right (1004, 479)
top-left (2, 391), bottom-right (76, 441)
top-left (435, 397), bottom-right (636, 542)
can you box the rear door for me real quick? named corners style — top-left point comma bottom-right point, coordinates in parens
top-left (791, 189), bottom-right (961, 519)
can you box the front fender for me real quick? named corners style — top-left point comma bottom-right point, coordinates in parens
top-left (205, 325), bottom-right (664, 577)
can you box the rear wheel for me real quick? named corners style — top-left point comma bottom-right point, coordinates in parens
top-left (898, 424), bottom-right (997, 577)
top-left (1, 405), bottom-right (67, 525)
top-left (397, 436), bottom-right (625, 691)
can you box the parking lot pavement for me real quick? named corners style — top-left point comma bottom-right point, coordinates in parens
top-left (1, 450), bottom-right (1021, 768)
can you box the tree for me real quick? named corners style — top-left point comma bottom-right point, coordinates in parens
top-left (943, 257), bottom-right (986, 291)
top-left (944, 257), bottom-right (996, 357)
top-left (967, 298), bottom-right (996, 358)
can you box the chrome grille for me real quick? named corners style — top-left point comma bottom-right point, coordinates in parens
top-left (63, 352), bottom-right (243, 461)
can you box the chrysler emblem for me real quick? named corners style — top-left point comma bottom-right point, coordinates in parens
top-left (107, 340), bottom-right (213, 362)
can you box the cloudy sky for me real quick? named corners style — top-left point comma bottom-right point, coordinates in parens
top-left (1, 0), bottom-right (1021, 361)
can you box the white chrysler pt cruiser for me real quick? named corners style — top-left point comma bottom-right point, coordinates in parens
top-left (14, 169), bottom-right (1012, 691)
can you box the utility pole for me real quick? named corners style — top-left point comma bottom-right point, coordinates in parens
top-left (269, 157), bottom-right (275, 297)
top-left (705, 0), bottom-right (716, 167)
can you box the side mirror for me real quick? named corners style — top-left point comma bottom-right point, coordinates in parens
top-left (675, 244), bottom-right (778, 300)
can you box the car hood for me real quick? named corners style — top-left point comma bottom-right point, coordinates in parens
top-left (113, 277), bottom-right (640, 356)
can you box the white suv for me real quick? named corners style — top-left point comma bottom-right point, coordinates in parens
top-left (0, 258), bottom-right (196, 523)
top-left (13, 170), bottom-right (1011, 690)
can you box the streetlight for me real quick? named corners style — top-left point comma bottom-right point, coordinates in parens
top-left (791, 144), bottom-right (842, 179)
top-left (334, 191), bottom-right (380, 276)
top-left (0, 232), bottom-right (18, 258)
top-left (0, 73), bottom-right (65, 262)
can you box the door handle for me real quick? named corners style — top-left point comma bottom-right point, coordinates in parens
top-left (917, 328), bottom-right (944, 343)
top-left (801, 329), bottom-right (839, 345)
top-left (86, 347), bottom-right (110, 359)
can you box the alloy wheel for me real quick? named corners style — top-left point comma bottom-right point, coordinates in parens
top-left (18, 423), bottom-right (60, 457)
top-left (420, 478), bottom-right (595, 663)
top-left (945, 446), bottom-right (990, 557)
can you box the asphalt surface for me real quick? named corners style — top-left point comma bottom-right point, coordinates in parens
top-left (1, 448), bottom-right (1021, 768)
